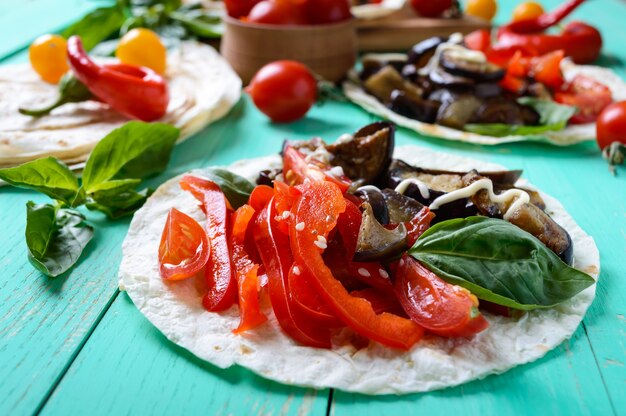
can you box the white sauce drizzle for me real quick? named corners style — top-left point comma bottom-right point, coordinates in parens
top-left (428, 178), bottom-right (530, 218)
top-left (418, 32), bottom-right (466, 76)
top-left (357, 185), bottom-right (381, 193)
top-left (394, 178), bottom-right (431, 199)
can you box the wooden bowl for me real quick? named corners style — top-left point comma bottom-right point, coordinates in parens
top-left (221, 17), bottom-right (358, 84)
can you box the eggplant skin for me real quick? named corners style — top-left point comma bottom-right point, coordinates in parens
top-left (353, 203), bottom-right (408, 262)
top-left (407, 37), bottom-right (447, 68)
top-left (326, 122), bottom-right (395, 184)
top-left (387, 90), bottom-right (439, 123)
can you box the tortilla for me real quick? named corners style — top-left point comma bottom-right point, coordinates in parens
top-left (343, 56), bottom-right (626, 146)
top-left (351, 0), bottom-right (406, 20)
top-left (0, 41), bottom-right (241, 168)
top-left (119, 146), bottom-right (599, 394)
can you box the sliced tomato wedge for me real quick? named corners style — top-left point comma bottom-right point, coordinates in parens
top-left (158, 207), bottom-right (210, 281)
top-left (253, 199), bottom-right (332, 348)
top-left (231, 204), bottom-right (267, 334)
top-left (179, 175), bottom-right (237, 312)
top-left (394, 254), bottom-right (488, 338)
top-left (530, 50), bottom-right (565, 89)
top-left (290, 181), bottom-right (423, 350)
top-left (405, 207), bottom-right (435, 246)
top-left (555, 75), bottom-right (613, 124)
top-left (283, 145), bottom-right (351, 193)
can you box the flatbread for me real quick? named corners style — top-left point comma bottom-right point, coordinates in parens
top-left (343, 56), bottom-right (626, 146)
top-left (351, 0), bottom-right (406, 20)
top-left (119, 146), bottom-right (599, 395)
top-left (0, 41), bottom-right (241, 168)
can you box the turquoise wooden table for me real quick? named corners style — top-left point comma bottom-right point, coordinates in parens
top-left (1, 1), bottom-right (625, 415)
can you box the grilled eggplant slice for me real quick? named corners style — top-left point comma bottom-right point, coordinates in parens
top-left (354, 203), bottom-right (408, 262)
top-left (387, 90), bottom-right (440, 123)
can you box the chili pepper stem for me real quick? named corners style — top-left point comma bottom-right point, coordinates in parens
top-left (603, 142), bottom-right (625, 176)
top-left (19, 97), bottom-right (69, 117)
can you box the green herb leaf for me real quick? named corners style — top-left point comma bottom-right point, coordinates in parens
top-left (86, 188), bottom-right (152, 219)
top-left (62, 5), bottom-right (127, 51)
top-left (0, 157), bottom-right (82, 205)
top-left (464, 98), bottom-right (576, 137)
top-left (409, 217), bottom-right (595, 310)
top-left (169, 10), bottom-right (223, 38)
top-left (196, 168), bottom-right (255, 209)
top-left (82, 121), bottom-right (180, 193)
top-left (25, 202), bottom-right (94, 277)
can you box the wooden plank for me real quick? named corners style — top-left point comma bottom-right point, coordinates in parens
top-left (40, 293), bottom-right (328, 416)
top-left (0, 0), bottom-right (106, 59)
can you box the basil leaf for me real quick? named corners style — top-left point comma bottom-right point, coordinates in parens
top-left (196, 168), bottom-right (255, 209)
top-left (464, 98), bottom-right (576, 137)
top-left (0, 157), bottom-right (81, 205)
top-left (409, 217), bottom-right (595, 310)
top-left (25, 202), bottom-right (94, 277)
top-left (82, 121), bottom-right (179, 193)
top-left (62, 5), bottom-right (127, 51)
top-left (169, 10), bottom-right (223, 38)
top-left (86, 188), bottom-right (152, 219)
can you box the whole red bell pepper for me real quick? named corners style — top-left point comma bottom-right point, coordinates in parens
top-left (230, 204), bottom-right (267, 334)
top-left (179, 176), bottom-right (238, 312)
top-left (66, 36), bottom-right (169, 121)
top-left (496, 0), bottom-right (602, 64)
top-left (290, 181), bottom-right (423, 350)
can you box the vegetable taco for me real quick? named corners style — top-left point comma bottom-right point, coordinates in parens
top-left (119, 122), bottom-right (598, 394)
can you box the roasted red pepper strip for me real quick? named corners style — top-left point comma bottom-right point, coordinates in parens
top-left (290, 182), bottom-right (423, 350)
top-left (231, 204), bottom-right (267, 334)
top-left (180, 176), bottom-right (237, 312)
top-left (336, 199), bottom-right (394, 294)
top-left (288, 263), bottom-right (342, 326)
top-left (496, 0), bottom-right (601, 64)
top-left (394, 255), bottom-right (488, 338)
top-left (254, 199), bottom-right (332, 348)
top-left (405, 207), bottom-right (435, 247)
top-left (283, 146), bottom-right (351, 193)
top-left (67, 36), bottom-right (169, 121)
top-left (350, 288), bottom-right (405, 316)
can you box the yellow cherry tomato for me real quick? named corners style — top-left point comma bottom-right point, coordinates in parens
top-left (29, 34), bottom-right (69, 84)
top-left (512, 1), bottom-right (545, 22)
top-left (116, 28), bottom-right (167, 74)
top-left (465, 0), bottom-right (497, 22)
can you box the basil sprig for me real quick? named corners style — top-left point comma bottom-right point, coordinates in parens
top-left (196, 167), bottom-right (255, 209)
top-left (409, 217), bottom-right (595, 310)
top-left (0, 121), bottom-right (179, 277)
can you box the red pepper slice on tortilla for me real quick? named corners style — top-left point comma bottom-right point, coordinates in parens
top-left (288, 263), bottom-right (342, 326)
top-left (231, 204), bottom-right (267, 334)
top-left (350, 288), bottom-right (405, 316)
top-left (158, 207), bottom-right (210, 281)
top-left (336, 199), bottom-right (395, 294)
top-left (394, 254), bottom-right (489, 338)
top-left (180, 175), bottom-right (237, 312)
top-left (253, 199), bottom-right (332, 348)
top-left (290, 181), bottom-right (423, 350)
top-left (283, 146), bottom-right (351, 193)
top-left (67, 36), bottom-right (169, 121)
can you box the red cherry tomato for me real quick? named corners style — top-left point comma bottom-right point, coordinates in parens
top-left (303, 0), bottom-right (352, 24)
top-left (410, 0), bottom-right (452, 18)
top-left (596, 101), bottom-right (626, 150)
top-left (555, 75), bottom-right (613, 124)
top-left (246, 60), bottom-right (318, 123)
top-left (247, 0), bottom-right (309, 25)
top-left (394, 254), bottom-right (489, 338)
top-left (225, 0), bottom-right (262, 18)
top-left (158, 208), bottom-right (211, 281)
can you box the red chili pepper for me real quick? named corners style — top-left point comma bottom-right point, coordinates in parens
top-left (290, 181), bottom-right (423, 350)
top-left (496, 0), bottom-right (602, 64)
top-left (231, 204), bottom-right (267, 334)
top-left (253, 198), bottom-right (332, 348)
top-left (66, 36), bottom-right (169, 121)
top-left (180, 176), bottom-right (238, 312)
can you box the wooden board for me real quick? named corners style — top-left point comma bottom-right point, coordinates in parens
top-left (0, 0), bottom-right (625, 415)
top-left (357, 3), bottom-right (490, 52)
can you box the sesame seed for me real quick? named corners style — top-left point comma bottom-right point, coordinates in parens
top-left (314, 235), bottom-right (327, 250)
top-left (379, 269), bottom-right (389, 279)
top-left (358, 268), bottom-right (371, 277)
top-left (282, 210), bottom-right (291, 219)
top-left (295, 222), bottom-right (305, 231)
top-left (325, 215), bottom-right (332, 222)
top-left (293, 266), bottom-right (301, 275)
